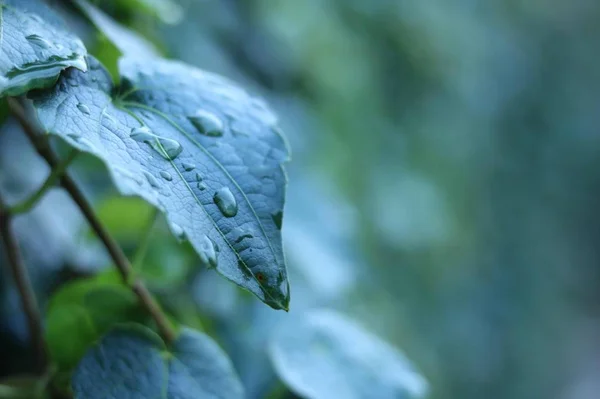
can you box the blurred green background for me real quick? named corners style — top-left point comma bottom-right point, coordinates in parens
top-left (2, 0), bottom-right (600, 398)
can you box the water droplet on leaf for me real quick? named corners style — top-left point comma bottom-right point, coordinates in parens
top-left (143, 171), bottom-right (160, 188)
top-left (26, 34), bottom-right (52, 49)
top-left (233, 227), bottom-right (253, 244)
top-left (130, 127), bottom-right (182, 160)
top-left (157, 137), bottom-right (182, 160)
top-left (189, 110), bottom-right (224, 137)
top-left (198, 234), bottom-right (217, 268)
top-left (182, 163), bottom-right (195, 171)
top-left (195, 173), bottom-right (206, 190)
top-left (77, 103), bottom-right (90, 115)
top-left (169, 221), bottom-right (185, 240)
top-left (213, 187), bottom-right (238, 217)
top-left (160, 171), bottom-right (173, 181)
top-left (130, 126), bottom-right (154, 142)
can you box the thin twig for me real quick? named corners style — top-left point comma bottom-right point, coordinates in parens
top-left (8, 98), bottom-right (176, 345)
top-left (0, 195), bottom-right (48, 373)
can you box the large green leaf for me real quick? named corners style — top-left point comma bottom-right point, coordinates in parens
top-left (269, 310), bottom-right (429, 399)
top-left (72, 324), bottom-right (243, 398)
top-left (29, 55), bottom-right (291, 310)
top-left (0, 0), bottom-right (87, 97)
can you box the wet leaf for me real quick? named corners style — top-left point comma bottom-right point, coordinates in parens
top-left (29, 55), bottom-right (291, 310)
top-left (269, 310), bottom-right (428, 399)
top-left (0, 0), bottom-right (87, 97)
top-left (72, 324), bottom-right (243, 399)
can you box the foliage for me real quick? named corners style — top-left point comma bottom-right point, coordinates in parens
top-left (0, 0), bottom-right (426, 398)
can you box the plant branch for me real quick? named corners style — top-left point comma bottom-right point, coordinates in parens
top-left (8, 149), bottom-right (78, 215)
top-left (8, 98), bottom-right (176, 345)
top-left (0, 195), bottom-right (48, 373)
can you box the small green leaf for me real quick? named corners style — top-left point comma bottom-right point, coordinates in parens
top-left (45, 277), bottom-right (146, 370)
top-left (30, 55), bottom-right (291, 310)
top-left (269, 310), bottom-right (429, 399)
top-left (0, 0), bottom-right (87, 97)
top-left (72, 324), bottom-right (244, 398)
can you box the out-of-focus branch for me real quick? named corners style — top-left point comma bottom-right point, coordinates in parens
top-left (0, 194), bottom-right (48, 373)
top-left (7, 97), bottom-right (176, 345)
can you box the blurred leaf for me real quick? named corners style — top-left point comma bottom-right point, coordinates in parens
top-left (75, 0), bottom-right (159, 59)
top-left (269, 309), bottom-right (428, 399)
top-left (115, 0), bottom-right (183, 24)
top-left (0, 375), bottom-right (48, 398)
top-left (72, 324), bottom-right (244, 398)
top-left (0, 0), bottom-right (87, 96)
top-left (96, 196), bottom-right (155, 241)
top-left (45, 276), bottom-right (146, 370)
top-left (30, 55), bottom-right (291, 310)
top-left (141, 237), bottom-right (192, 286)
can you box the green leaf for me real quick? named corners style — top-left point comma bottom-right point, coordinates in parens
top-left (0, 0), bottom-right (87, 97)
top-left (30, 55), bottom-right (291, 310)
top-left (96, 195), bottom-right (155, 241)
top-left (269, 310), bottom-right (429, 399)
top-left (0, 375), bottom-right (48, 399)
top-left (115, 0), bottom-right (183, 25)
top-left (74, 0), bottom-right (159, 59)
top-left (72, 324), bottom-right (244, 398)
top-left (45, 277), bottom-right (146, 370)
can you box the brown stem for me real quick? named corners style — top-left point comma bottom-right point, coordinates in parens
top-left (8, 98), bottom-right (176, 345)
top-left (0, 196), bottom-right (48, 373)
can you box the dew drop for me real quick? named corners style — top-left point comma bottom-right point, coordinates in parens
top-left (130, 127), bottom-right (182, 160)
top-left (272, 211), bottom-right (283, 230)
top-left (103, 113), bottom-right (117, 129)
top-left (233, 227), bottom-right (253, 244)
top-left (182, 162), bottom-right (195, 171)
top-left (189, 110), bottom-right (224, 137)
top-left (195, 173), bottom-right (206, 190)
top-left (77, 103), bottom-right (90, 115)
top-left (156, 137), bottom-right (183, 160)
top-left (160, 171), bottom-right (173, 181)
top-left (213, 187), bottom-right (238, 217)
top-left (198, 235), bottom-right (218, 268)
top-left (169, 221), bottom-right (185, 240)
top-left (130, 126), bottom-right (154, 142)
top-left (26, 34), bottom-right (52, 49)
top-left (143, 171), bottom-right (160, 188)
